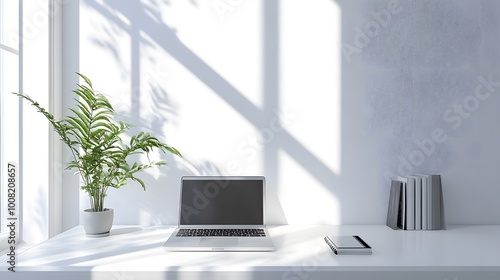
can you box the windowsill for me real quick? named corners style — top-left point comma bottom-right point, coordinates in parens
top-left (0, 233), bottom-right (31, 260)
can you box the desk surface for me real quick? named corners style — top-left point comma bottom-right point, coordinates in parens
top-left (2, 225), bottom-right (500, 280)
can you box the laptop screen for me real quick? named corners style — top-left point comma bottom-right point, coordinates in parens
top-left (179, 177), bottom-right (264, 225)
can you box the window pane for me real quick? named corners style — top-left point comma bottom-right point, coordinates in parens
top-left (0, 49), bottom-right (20, 234)
top-left (0, 0), bottom-right (19, 52)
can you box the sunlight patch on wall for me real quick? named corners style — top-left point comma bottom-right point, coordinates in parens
top-left (159, 1), bottom-right (264, 111)
top-left (280, 0), bottom-right (342, 177)
top-left (278, 151), bottom-right (340, 224)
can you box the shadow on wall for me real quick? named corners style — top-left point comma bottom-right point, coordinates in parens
top-left (84, 0), bottom-right (476, 226)
top-left (85, 0), bottom-right (468, 226)
top-left (83, 0), bottom-right (485, 226)
top-left (83, 0), bottom-right (345, 225)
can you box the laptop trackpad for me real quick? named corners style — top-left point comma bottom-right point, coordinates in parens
top-left (200, 238), bottom-right (239, 248)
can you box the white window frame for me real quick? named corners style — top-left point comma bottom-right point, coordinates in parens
top-left (0, 0), bottom-right (21, 251)
top-left (48, 0), bottom-right (63, 237)
top-left (1, 0), bottom-right (63, 251)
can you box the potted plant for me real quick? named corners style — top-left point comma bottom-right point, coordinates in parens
top-left (16, 73), bottom-right (181, 237)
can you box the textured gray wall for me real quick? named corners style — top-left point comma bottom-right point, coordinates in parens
top-left (338, 0), bottom-right (500, 224)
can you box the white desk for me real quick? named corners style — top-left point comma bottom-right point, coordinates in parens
top-left (1, 225), bottom-right (500, 280)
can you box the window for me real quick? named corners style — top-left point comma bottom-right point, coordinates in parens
top-left (0, 0), bottom-right (21, 249)
top-left (2, 0), bottom-right (63, 248)
top-left (0, 0), bottom-right (64, 250)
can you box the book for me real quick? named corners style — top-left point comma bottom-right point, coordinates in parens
top-left (400, 178), bottom-right (406, 229)
top-left (428, 174), bottom-right (446, 230)
top-left (386, 180), bottom-right (403, 230)
top-left (324, 235), bottom-right (372, 255)
top-left (399, 176), bottom-right (415, 230)
top-left (418, 174), bottom-right (429, 230)
top-left (408, 175), bottom-right (422, 230)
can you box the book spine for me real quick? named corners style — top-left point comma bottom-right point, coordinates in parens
top-left (429, 175), bottom-right (443, 230)
top-left (334, 248), bottom-right (372, 255)
top-left (397, 176), bottom-right (407, 230)
top-left (420, 175), bottom-right (428, 230)
top-left (324, 236), bottom-right (338, 254)
top-left (440, 176), bottom-right (446, 230)
top-left (406, 177), bottom-right (415, 230)
top-left (414, 176), bottom-right (422, 230)
top-left (386, 180), bottom-right (402, 230)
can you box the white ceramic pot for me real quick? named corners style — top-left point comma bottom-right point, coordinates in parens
top-left (82, 208), bottom-right (114, 237)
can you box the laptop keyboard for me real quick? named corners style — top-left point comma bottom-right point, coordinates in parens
top-left (176, 228), bottom-right (266, 237)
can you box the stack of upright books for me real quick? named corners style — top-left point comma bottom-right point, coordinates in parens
top-left (386, 174), bottom-right (446, 230)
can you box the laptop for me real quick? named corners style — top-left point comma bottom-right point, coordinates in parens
top-left (163, 176), bottom-right (275, 251)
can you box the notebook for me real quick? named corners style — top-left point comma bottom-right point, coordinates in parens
top-left (324, 235), bottom-right (372, 255)
top-left (163, 176), bottom-right (275, 251)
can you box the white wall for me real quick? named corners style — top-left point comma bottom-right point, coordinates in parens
top-left (61, 0), bottom-right (500, 228)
